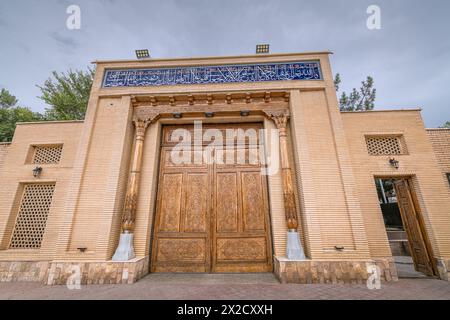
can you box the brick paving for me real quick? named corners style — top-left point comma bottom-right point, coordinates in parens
top-left (0, 273), bottom-right (449, 300)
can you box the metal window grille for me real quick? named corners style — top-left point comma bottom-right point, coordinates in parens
top-left (9, 184), bottom-right (55, 249)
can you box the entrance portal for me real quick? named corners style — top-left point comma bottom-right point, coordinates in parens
top-left (151, 123), bottom-right (273, 273)
top-left (375, 178), bottom-right (436, 277)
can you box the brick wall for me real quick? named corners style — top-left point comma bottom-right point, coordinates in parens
top-left (427, 128), bottom-right (450, 183)
top-left (0, 143), bottom-right (10, 174)
top-left (290, 90), bottom-right (370, 259)
top-left (63, 97), bottom-right (133, 260)
top-left (2, 52), bottom-right (448, 279)
top-left (342, 111), bottom-right (450, 260)
top-left (0, 121), bottom-right (83, 261)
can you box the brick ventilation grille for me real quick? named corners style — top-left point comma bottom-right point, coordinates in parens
top-left (32, 145), bottom-right (62, 164)
top-left (9, 184), bottom-right (55, 249)
top-left (366, 137), bottom-right (402, 155)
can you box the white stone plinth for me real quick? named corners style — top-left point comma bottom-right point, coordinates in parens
top-left (112, 233), bottom-right (135, 261)
top-left (286, 231), bottom-right (306, 260)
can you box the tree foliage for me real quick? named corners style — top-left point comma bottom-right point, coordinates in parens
top-left (0, 89), bottom-right (43, 142)
top-left (0, 67), bottom-right (94, 142)
top-left (37, 68), bottom-right (95, 120)
top-left (333, 73), bottom-right (341, 92)
top-left (441, 121), bottom-right (450, 128)
top-left (0, 88), bottom-right (18, 109)
top-left (334, 74), bottom-right (376, 111)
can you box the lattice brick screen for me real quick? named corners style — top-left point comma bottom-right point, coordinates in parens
top-left (9, 184), bottom-right (55, 249)
top-left (32, 145), bottom-right (63, 164)
top-left (365, 136), bottom-right (403, 156)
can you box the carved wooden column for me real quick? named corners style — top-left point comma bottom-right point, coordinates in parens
top-left (264, 109), bottom-right (306, 260)
top-left (112, 111), bottom-right (156, 261)
top-left (120, 118), bottom-right (148, 233)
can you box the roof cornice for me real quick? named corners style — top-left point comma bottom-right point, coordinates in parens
top-left (92, 51), bottom-right (333, 65)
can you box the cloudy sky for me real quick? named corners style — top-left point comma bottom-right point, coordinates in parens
top-left (0, 0), bottom-right (449, 127)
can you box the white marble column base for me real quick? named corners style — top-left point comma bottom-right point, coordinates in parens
top-left (286, 231), bottom-right (306, 260)
top-left (112, 233), bottom-right (136, 261)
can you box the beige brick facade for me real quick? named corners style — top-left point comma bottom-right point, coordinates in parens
top-left (427, 128), bottom-right (450, 181)
top-left (0, 52), bottom-right (449, 284)
top-left (0, 121), bottom-right (83, 260)
top-left (0, 143), bottom-right (10, 174)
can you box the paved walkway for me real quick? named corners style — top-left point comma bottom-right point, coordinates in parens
top-left (394, 256), bottom-right (428, 278)
top-left (0, 273), bottom-right (449, 300)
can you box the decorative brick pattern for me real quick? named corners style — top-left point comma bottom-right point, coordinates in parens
top-left (10, 184), bottom-right (55, 249)
top-left (273, 257), bottom-right (397, 284)
top-left (32, 145), bottom-right (63, 164)
top-left (365, 136), bottom-right (404, 156)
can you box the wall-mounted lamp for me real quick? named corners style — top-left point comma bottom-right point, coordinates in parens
top-left (173, 112), bottom-right (182, 119)
top-left (334, 245), bottom-right (345, 251)
top-left (240, 110), bottom-right (250, 117)
top-left (389, 158), bottom-right (400, 169)
top-left (77, 247), bottom-right (87, 253)
top-left (32, 166), bottom-right (42, 178)
top-left (205, 112), bottom-right (214, 118)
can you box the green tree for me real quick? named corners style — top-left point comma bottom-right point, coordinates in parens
top-left (0, 88), bottom-right (18, 109)
top-left (0, 89), bottom-right (43, 142)
top-left (334, 74), bottom-right (376, 111)
top-left (37, 67), bottom-right (95, 120)
top-left (441, 121), bottom-right (450, 128)
top-left (333, 73), bottom-right (341, 92)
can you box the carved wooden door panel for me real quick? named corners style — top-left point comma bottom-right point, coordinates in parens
top-left (151, 123), bottom-right (273, 273)
top-left (394, 179), bottom-right (434, 276)
top-left (213, 145), bottom-right (273, 272)
top-left (151, 132), bottom-right (211, 272)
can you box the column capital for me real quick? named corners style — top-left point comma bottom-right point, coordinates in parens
top-left (263, 109), bottom-right (290, 129)
top-left (133, 106), bottom-right (161, 127)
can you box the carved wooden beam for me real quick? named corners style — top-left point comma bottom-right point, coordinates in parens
top-left (131, 103), bottom-right (288, 121)
top-left (131, 90), bottom-right (290, 108)
top-left (263, 109), bottom-right (299, 230)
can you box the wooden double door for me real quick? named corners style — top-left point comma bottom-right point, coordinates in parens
top-left (151, 123), bottom-right (273, 273)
